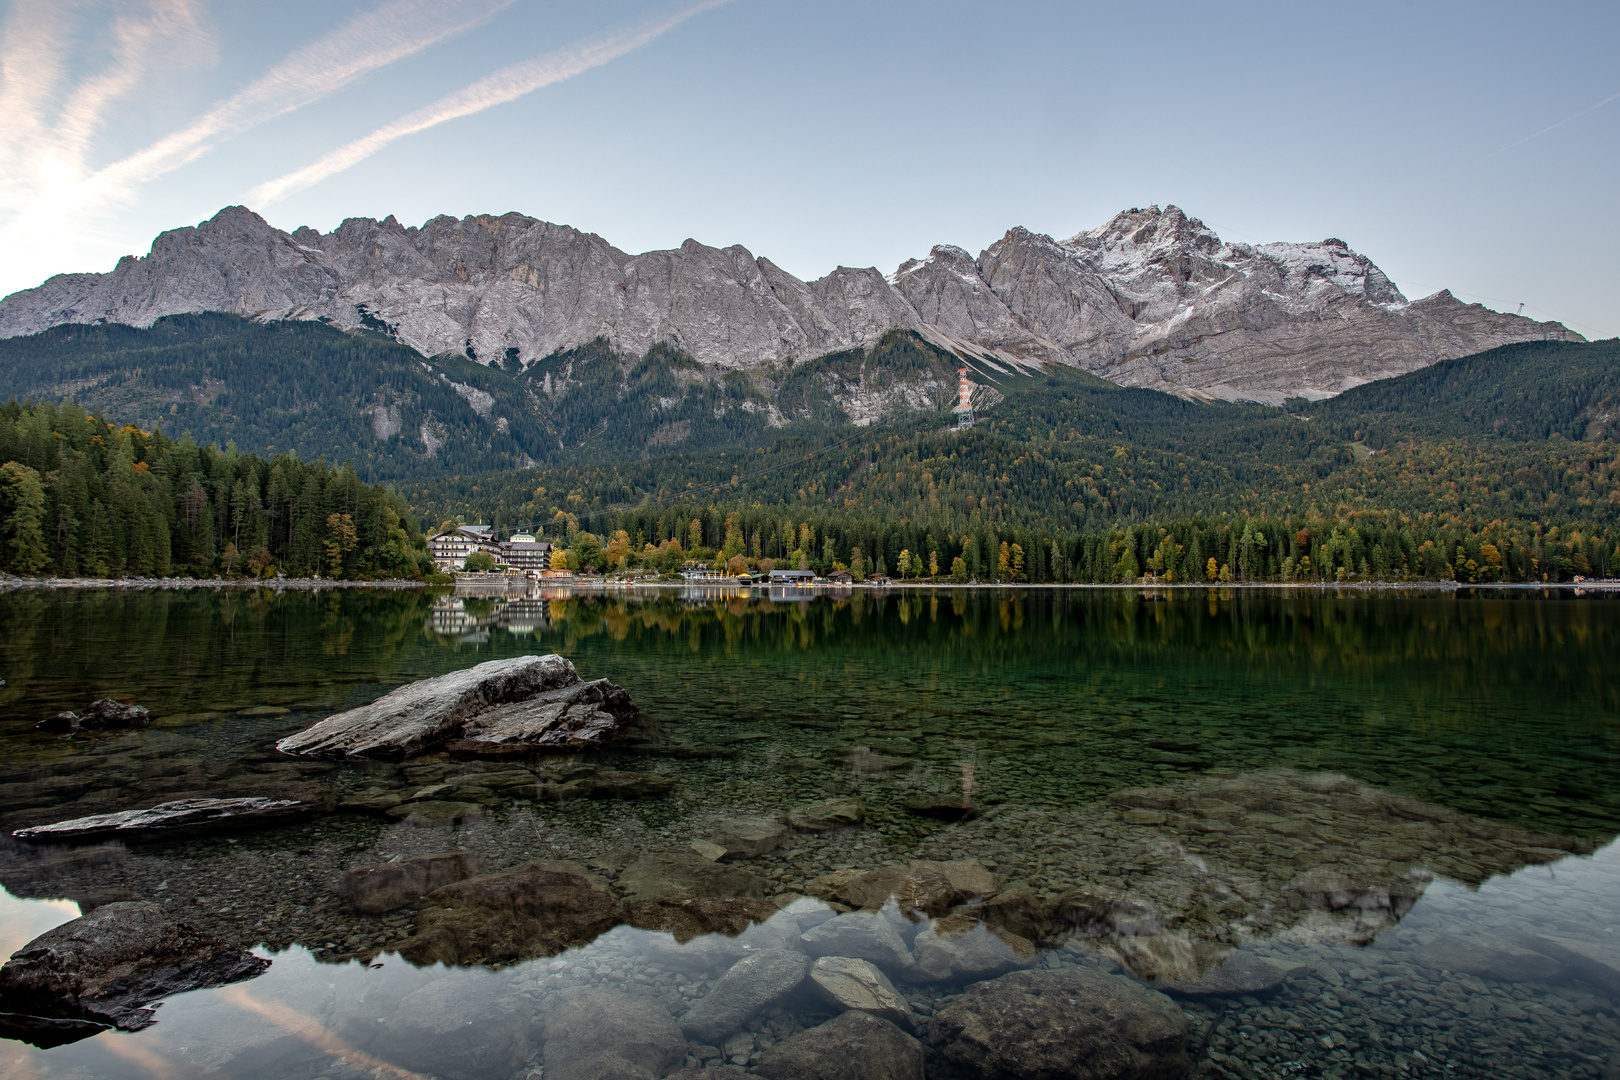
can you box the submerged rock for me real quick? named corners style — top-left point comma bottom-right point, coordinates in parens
top-left (381, 972), bottom-right (531, 1080)
top-left (909, 914), bottom-right (1036, 982)
top-left (398, 860), bottom-right (622, 965)
top-left (788, 797), bottom-right (864, 831)
top-left (276, 654), bottom-right (642, 760)
top-left (808, 956), bottom-right (916, 1029)
top-left (544, 989), bottom-right (686, 1080)
top-left (681, 949), bottom-right (811, 1044)
top-left (0, 902), bottom-right (267, 1037)
top-left (617, 855), bottom-right (769, 903)
top-left (12, 796), bottom-right (311, 842)
top-left (800, 911), bottom-right (916, 974)
top-left (755, 1011), bottom-right (925, 1080)
top-left (624, 897), bottom-right (779, 941)
top-left (1411, 933), bottom-right (1563, 983)
top-left (36, 699), bottom-right (152, 734)
top-left (385, 800), bottom-right (484, 828)
top-left (1155, 951), bottom-right (1299, 998)
top-left (341, 852), bottom-right (484, 914)
top-left (929, 968), bottom-right (1190, 1080)
top-left (710, 816), bottom-right (789, 858)
top-left (829, 859), bottom-right (998, 916)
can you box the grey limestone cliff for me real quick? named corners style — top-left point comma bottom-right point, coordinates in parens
top-left (0, 204), bottom-right (1578, 404)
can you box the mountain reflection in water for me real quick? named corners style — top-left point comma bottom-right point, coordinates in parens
top-left (0, 585), bottom-right (1616, 1079)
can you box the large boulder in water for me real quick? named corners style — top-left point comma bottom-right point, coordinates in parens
top-left (0, 902), bottom-right (267, 1038)
top-left (275, 654), bottom-right (643, 760)
top-left (928, 967), bottom-right (1190, 1080)
top-left (754, 1011), bottom-right (925, 1080)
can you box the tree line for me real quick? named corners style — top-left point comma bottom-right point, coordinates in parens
top-left (536, 501), bottom-right (1616, 584)
top-left (0, 400), bottom-right (432, 579)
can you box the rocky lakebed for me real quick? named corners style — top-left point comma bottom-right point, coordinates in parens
top-left (0, 588), bottom-right (1617, 1080)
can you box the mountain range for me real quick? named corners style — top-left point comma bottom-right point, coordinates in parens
top-left (0, 204), bottom-right (1579, 406)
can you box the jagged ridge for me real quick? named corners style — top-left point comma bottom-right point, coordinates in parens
top-left (0, 204), bottom-right (1578, 404)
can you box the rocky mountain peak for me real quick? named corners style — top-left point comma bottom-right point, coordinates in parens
top-left (0, 204), bottom-right (1580, 405)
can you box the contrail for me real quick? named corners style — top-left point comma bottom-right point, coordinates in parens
top-left (1497, 87), bottom-right (1620, 154)
top-left (1433, 85), bottom-right (1620, 182)
top-left (249, 0), bottom-right (736, 207)
top-left (85, 0), bottom-right (515, 199)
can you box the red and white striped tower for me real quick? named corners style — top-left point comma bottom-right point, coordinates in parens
top-left (953, 367), bottom-right (975, 430)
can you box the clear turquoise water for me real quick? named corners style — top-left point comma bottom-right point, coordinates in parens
top-left (0, 584), bottom-right (1616, 1079)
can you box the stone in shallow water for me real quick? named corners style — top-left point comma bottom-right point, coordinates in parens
top-left (710, 815), bottom-right (789, 857)
top-left (384, 800), bottom-right (483, 827)
top-left (624, 897), bottom-right (780, 942)
top-left (800, 911), bottom-right (916, 974)
top-left (341, 851), bottom-right (484, 914)
top-left (929, 968), bottom-right (1190, 1080)
top-left (379, 972), bottom-right (531, 1080)
top-left (1154, 951), bottom-right (1299, 998)
top-left (1411, 933), bottom-right (1563, 983)
top-left (830, 860), bottom-right (998, 916)
top-left (0, 902), bottom-right (267, 1037)
top-left (974, 887), bottom-right (1048, 942)
top-left (12, 796), bottom-right (311, 842)
top-left (755, 1011), bottom-right (925, 1080)
top-left (37, 699), bottom-right (152, 734)
top-left (617, 855), bottom-right (769, 903)
top-left (680, 949), bottom-right (811, 1044)
top-left (339, 789), bottom-right (403, 813)
top-left (543, 989), bottom-right (686, 1080)
top-left (788, 797), bottom-right (864, 831)
top-left (910, 914), bottom-right (1036, 982)
top-left (276, 654), bottom-right (640, 760)
top-left (809, 956), bottom-right (916, 1029)
top-left (398, 860), bottom-right (621, 965)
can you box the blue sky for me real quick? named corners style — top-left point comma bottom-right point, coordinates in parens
top-left (2, 0), bottom-right (1616, 338)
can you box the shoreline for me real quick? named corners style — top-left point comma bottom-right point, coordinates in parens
top-left (4, 575), bottom-right (1613, 593)
top-left (0, 575), bottom-right (429, 592)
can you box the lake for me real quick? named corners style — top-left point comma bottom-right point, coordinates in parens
top-left (0, 584), bottom-right (1617, 1080)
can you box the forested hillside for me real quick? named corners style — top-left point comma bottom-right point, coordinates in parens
top-left (3, 318), bottom-right (1615, 582)
top-left (407, 339), bottom-right (1620, 584)
top-left (0, 400), bottom-right (429, 578)
top-left (0, 315), bottom-right (958, 480)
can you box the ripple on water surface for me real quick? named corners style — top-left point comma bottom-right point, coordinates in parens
top-left (0, 584), bottom-right (1616, 1079)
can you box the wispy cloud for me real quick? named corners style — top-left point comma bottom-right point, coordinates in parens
top-left (248, 0), bottom-right (736, 207)
top-left (89, 0), bottom-right (515, 199)
top-left (0, 0), bottom-right (211, 207)
top-left (0, 0), bottom-right (513, 235)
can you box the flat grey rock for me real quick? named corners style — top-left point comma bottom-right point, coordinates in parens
top-left (808, 956), bottom-right (916, 1029)
top-left (275, 654), bottom-right (640, 760)
top-left (12, 796), bottom-right (309, 842)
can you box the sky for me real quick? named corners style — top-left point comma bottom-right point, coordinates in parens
top-left (1, 0), bottom-right (1616, 338)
